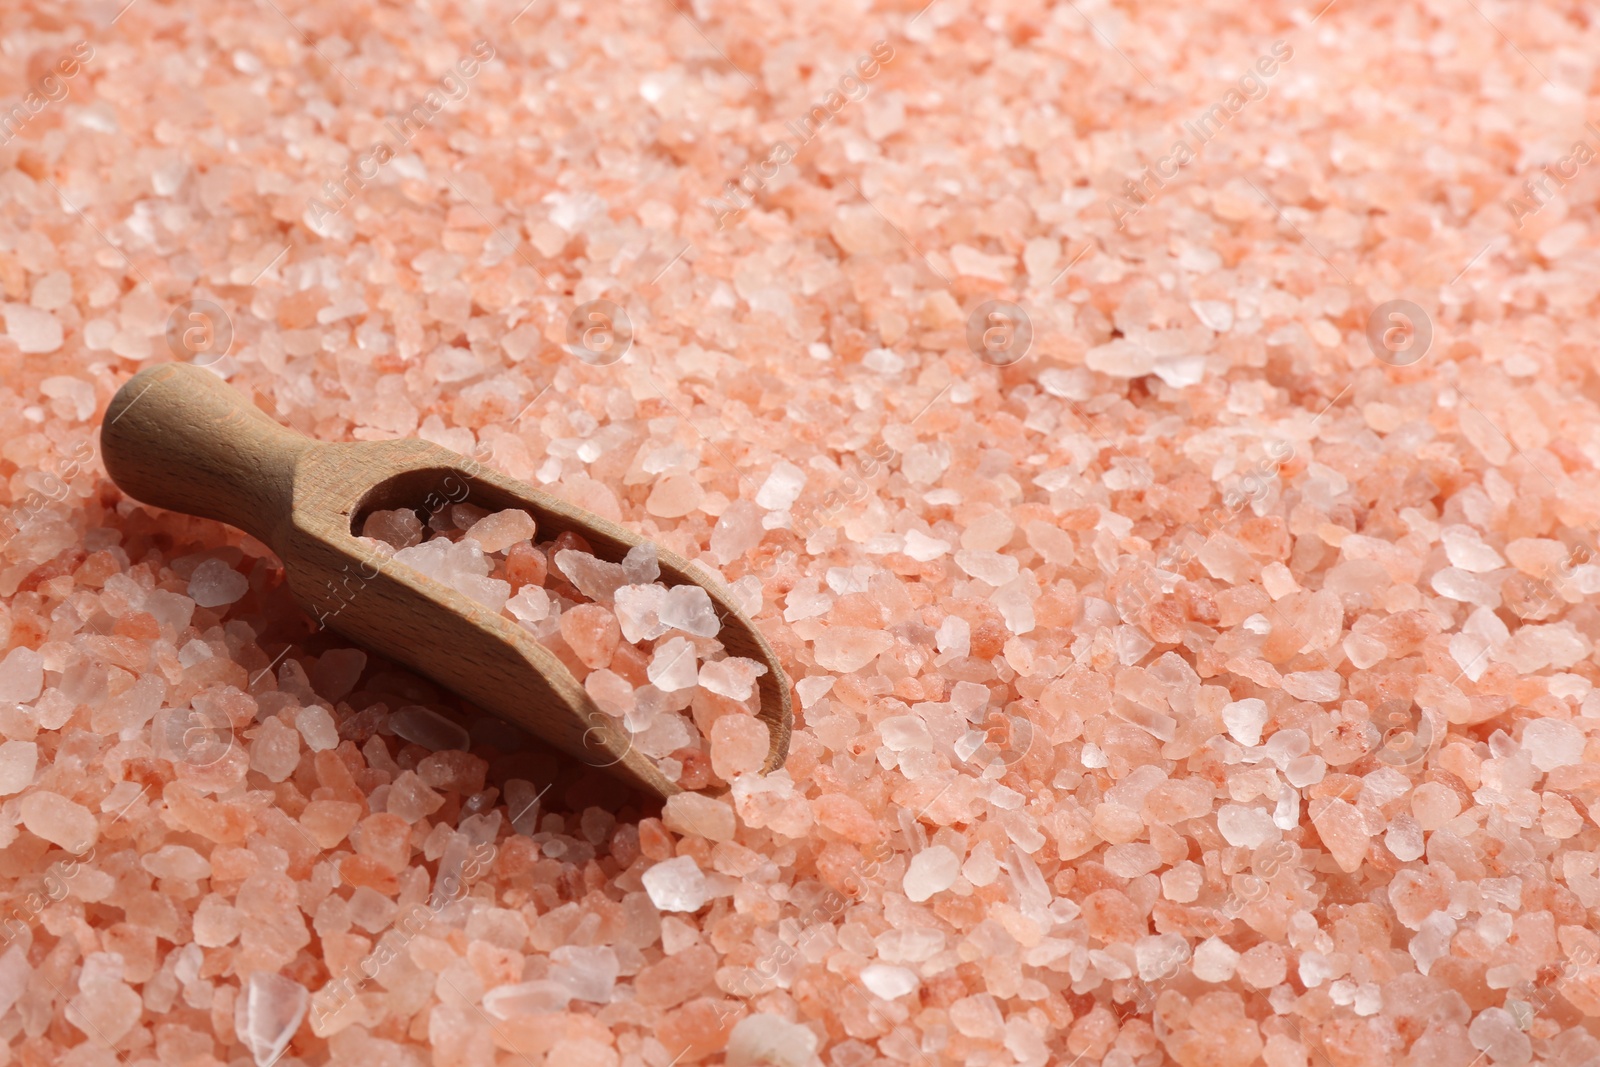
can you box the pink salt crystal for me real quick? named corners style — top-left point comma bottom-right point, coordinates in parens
top-left (482, 980), bottom-right (572, 1019)
top-left (560, 604), bottom-right (621, 670)
top-left (813, 627), bottom-right (895, 672)
top-left (659, 584), bottom-right (720, 637)
top-left (646, 473), bottom-right (703, 517)
top-left (1311, 798), bottom-right (1371, 872)
top-left (249, 716), bottom-right (301, 782)
top-left (0, 740), bottom-right (37, 795)
top-left (66, 953), bottom-right (142, 1046)
top-left (554, 549), bottom-right (629, 604)
top-left (1236, 943), bottom-right (1288, 988)
top-left (188, 558), bottom-right (250, 607)
top-left (585, 668), bottom-right (636, 716)
top-left (387, 770), bottom-right (445, 822)
top-left (235, 971), bottom-right (309, 1067)
top-left (2, 303), bottom-right (63, 353)
top-left (698, 657), bottom-right (768, 700)
top-left (310, 647), bottom-right (367, 700)
top-left (300, 800), bottom-right (362, 849)
top-left (193, 896), bottom-right (241, 947)
top-left (19, 790), bottom-right (96, 850)
top-left (710, 714), bottom-right (769, 779)
top-left (661, 792), bottom-right (737, 842)
top-left (464, 508), bottom-right (536, 553)
top-left (0, 646), bottom-right (44, 703)
top-left (361, 508), bottom-right (424, 549)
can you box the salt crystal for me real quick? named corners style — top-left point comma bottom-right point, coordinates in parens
top-left (621, 542), bottom-right (660, 583)
top-left (1191, 937), bottom-right (1239, 983)
top-left (1282, 671), bottom-right (1341, 703)
top-left (188, 558), bottom-right (250, 607)
top-left (20, 791), bottom-right (96, 850)
top-left (463, 508), bottom-right (536, 553)
top-left (235, 971), bottom-right (309, 1067)
top-left (662, 792), bottom-right (737, 842)
top-left (860, 963), bottom-right (919, 999)
top-left (1216, 805), bottom-right (1276, 848)
top-left (1521, 718), bottom-right (1583, 771)
top-left (507, 584), bottom-right (552, 623)
top-left (295, 705), bottom-right (339, 751)
top-left (1222, 699), bottom-right (1268, 746)
top-left (954, 548), bottom-right (1020, 586)
top-left (550, 945), bottom-right (619, 1002)
top-left (699, 657), bottom-right (767, 700)
top-left (936, 616), bottom-right (970, 657)
top-left (390, 705), bottom-right (470, 751)
top-left (1442, 525), bottom-right (1505, 572)
top-left (815, 627), bottom-right (895, 673)
top-left (659, 584), bottom-right (721, 636)
top-left (754, 462), bottom-right (806, 511)
top-left (585, 669), bottom-right (636, 716)
top-left (711, 501), bottom-right (764, 564)
top-left (648, 637), bottom-right (700, 691)
top-left (361, 508), bottom-right (424, 549)
top-left (710, 714), bottom-right (769, 778)
top-left (726, 1013), bottom-right (820, 1067)
top-left (2, 302), bottom-right (64, 353)
top-left (483, 980), bottom-right (572, 1018)
top-left (903, 845), bottom-right (959, 902)
top-left (642, 855), bottom-right (709, 911)
top-left (554, 549), bottom-right (629, 604)
top-left (1468, 1007), bottom-right (1532, 1067)
top-left (0, 740), bottom-right (38, 795)
top-left (614, 583), bottom-right (669, 642)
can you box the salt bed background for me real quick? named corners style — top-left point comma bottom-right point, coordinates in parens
top-left (3, 0), bottom-right (1600, 1063)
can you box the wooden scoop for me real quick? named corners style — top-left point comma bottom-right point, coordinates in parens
top-left (100, 362), bottom-right (792, 799)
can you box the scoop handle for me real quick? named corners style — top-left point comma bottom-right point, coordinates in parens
top-left (101, 363), bottom-right (313, 551)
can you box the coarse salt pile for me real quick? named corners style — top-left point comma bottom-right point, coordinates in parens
top-left (4, 0), bottom-right (1600, 1065)
top-left (359, 505), bottom-right (769, 784)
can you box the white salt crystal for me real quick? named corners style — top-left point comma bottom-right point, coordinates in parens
top-left (860, 963), bottom-right (919, 999)
top-left (554, 549), bottom-right (628, 604)
top-left (648, 637), bottom-right (699, 692)
top-left (1282, 671), bottom-right (1341, 703)
top-left (506, 584), bottom-right (551, 624)
top-left (178, 639), bottom-right (213, 667)
top-left (188, 558), bottom-right (250, 607)
top-left (726, 1013), bottom-right (820, 1067)
top-left (614, 583), bottom-right (669, 641)
top-left (295, 706), bottom-right (339, 752)
top-left (1521, 718), bottom-right (1584, 771)
top-left (880, 716), bottom-right (933, 752)
top-left (711, 501), bottom-right (764, 564)
top-left (754, 461), bottom-right (806, 510)
top-left (549, 945), bottom-right (619, 1003)
top-left (903, 845), bottom-right (959, 902)
top-left (936, 616), bottom-right (970, 657)
top-left (795, 676), bottom-right (834, 708)
top-left (0, 647), bottom-right (44, 704)
top-left (698, 657), bottom-right (768, 700)
top-left (21, 791), bottom-right (96, 850)
top-left (2, 303), bottom-right (63, 353)
top-left (659, 584), bottom-right (720, 637)
top-left (1468, 1007), bottom-right (1532, 1067)
top-left (642, 855), bottom-right (708, 912)
top-left (903, 529), bottom-right (951, 561)
top-left (1430, 566), bottom-right (1500, 607)
top-left (1222, 698), bottom-right (1268, 747)
top-left (1216, 804), bottom-right (1276, 848)
top-left (636, 710), bottom-right (694, 758)
top-left (483, 980), bottom-right (571, 1019)
top-left (1191, 936), bottom-right (1239, 982)
top-left (235, 971), bottom-right (308, 1067)
top-left (1441, 526), bottom-right (1505, 573)
top-left (0, 741), bottom-right (37, 795)
top-left (954, 549), bottom-right (1020, 586)
top-left (621, 543), bottom-right (660, 583)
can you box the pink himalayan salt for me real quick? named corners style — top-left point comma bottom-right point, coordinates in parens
top-left (661, 792), bottom-right (737, 842)
top-left (0, 739), bottom-right (37, 795)
top-left (698, 656), bottom-right (768, 700)
top-left (813, 626), bottom-right (894, 672)
top-left (709, 713), bottom-right (769, 779)
top-left (560, 603), bottom-right (621, 670)
top-left (362, 508), bottom-right (424, 549)
top-left (464, 507), bottom-right (536, 552)
top-left (19, 790), bottom-right (96, 850)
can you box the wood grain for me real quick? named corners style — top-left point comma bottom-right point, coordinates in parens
top-left (101, 363), bottom-right (792, 799)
